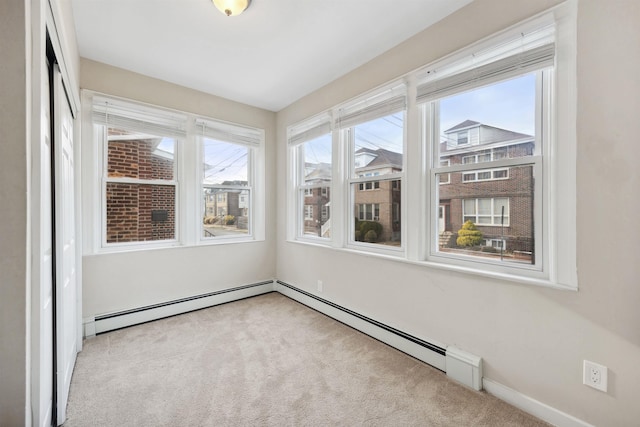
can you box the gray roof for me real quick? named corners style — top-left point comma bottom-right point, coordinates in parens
top-left (445, 120), bottom-right (480, 133)
top-left (355, 147), bottom-right (402, 169)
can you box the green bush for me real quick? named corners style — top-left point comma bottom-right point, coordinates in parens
top-left (359, 221), bottom-right (383, 239)
top-left (354, 230), bottom-right (362, 241)
top-left (364, 229), bottom-right (378, 243)
top-left (224, 215), bottom-right (236, 225)
top-left (456, 220), bottom-right (483, 247)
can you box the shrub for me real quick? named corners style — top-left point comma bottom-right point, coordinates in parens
top-left (364, 229), bottom-right (378, 243)
top-left (359, 221), bottom-right (383, 239)
top-left (354, 230), bottom-right (362, 241)
top-left (224, 215), bottom-right (236, 225)
top-left (456, 220), bottom-right (483, 247)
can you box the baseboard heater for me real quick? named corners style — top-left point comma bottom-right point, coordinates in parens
top-left (274, 280), bottom-right (449, 372)
top-left (85, 278), bottom-right (481, 390)
top-left (88, 280), bottom-right (274, 336)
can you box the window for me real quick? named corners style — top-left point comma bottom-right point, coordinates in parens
top-left (419, 14), bottom-right (560, 276)
top-left (87, 94), bottom-right (265, 252)
top-left (92, 97), bottom-right (186, 246)
top-left (197, 118), bottom-right (262, 241)
top-left (304, 205), bottom-right (314, 220)
top-left (285, 4), bottom-right (576, 288)
top-left (288, 113), bottom-right (333, 239)
top-left (338, 84), bottom-right (406, 249)
top-left (358, 204), bottom-right (380, 221)
top-left (463, 198), bottom-right (509, 226)
top-left (457, 131), bottom-right (468, 145)
top-left (462, 168), bottom-right (509, 182)
top-left (439, 160), bottom-right (450, 184)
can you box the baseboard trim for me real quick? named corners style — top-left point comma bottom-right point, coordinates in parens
top-left (274, 280), bottom-right (447, 371)
top-left (92, 280), bottom-right (274, 334)
top-left (483, 378), bottom-right (594, 427)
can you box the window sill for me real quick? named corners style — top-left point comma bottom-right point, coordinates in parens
top-left (88, 237), bottom-right (263, 256)
top-left (286, 239), bottom-right (576, 291)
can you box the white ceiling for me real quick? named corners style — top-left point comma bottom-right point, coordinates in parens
top-left (71, 0), bottom-right (472, 112)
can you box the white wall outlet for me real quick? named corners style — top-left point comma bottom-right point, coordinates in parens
top-left (583, 360), bottom-right (608, 392)
top-left (317, 280), bottom-right (323, 292)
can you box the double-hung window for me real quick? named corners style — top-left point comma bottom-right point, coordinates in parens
top-left (286, 5), bottom-right (575, 287)
top-left (93, 96), bottom-right (186, 246)
top-left (289, 113), bottom-right (333, 240)
top-left (87, 93), bottom-right (265, 252)
top-left (419, 15), bottom-right (565, 281)
top-left (198, 118), bottom-right (262, 241)
top-left (338, 84), bottom-right (406, 249)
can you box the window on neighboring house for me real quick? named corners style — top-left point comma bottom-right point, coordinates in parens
top-left (439, 160), bottom-right (450, 184)
top-left (304, 205), bottom-right (314, 220)
top-left (358, 204), bottom-right (380, 221)
top-left (340, 83), bottom-right (405, 249)
top-left (88, 94), bottom-right (265, 252)
top-left (457, 131), bottom-right (468, 145)
top-left (358, 180), bottom-right (380, 191)
top-left (288, 113), bottom-right (333, 240)
top-left (462, 168), bottom-right (509, 182)
top-left (463, 198), bottom-right (510, 226)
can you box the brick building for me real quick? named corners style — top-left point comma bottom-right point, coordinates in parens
top-left (203, 182), bottom-right (249, 231)
top-left (106, 131), bottom-right (176, 243)
top-left (438, 120), bottom-right (534, 255)
top-left (302, 163), bottom-right (331, 237)
top-left (353, 148), bottom-right (402, 243)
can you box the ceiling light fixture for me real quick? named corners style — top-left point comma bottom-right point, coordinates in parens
top-left (212, 0), bottom-right (251, 17)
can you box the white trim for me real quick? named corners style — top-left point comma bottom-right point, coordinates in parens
top-left (483, 378), bottom-right (593, 427)
top-left (82, 90), bottom-right (266, 254)
top-left (274, 281), bottom-right (447, 371)
top-left (83, 317), bottom-right (96, 338)
top-left (92, 281), bottom-right (274, 335)
top-left (446, 346), bottom-right (483, 391)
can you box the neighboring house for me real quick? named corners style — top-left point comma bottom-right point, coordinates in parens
top-left (203, 180), bottom-right (249, 230)
top-left (106, 135), bottom-right (176, 242)
top-left (353, 147), bottom-right (402, 243)
top-left (438, 120), bottom-right (534, 255)
top-left (302, 162), bottom-right (331, 237)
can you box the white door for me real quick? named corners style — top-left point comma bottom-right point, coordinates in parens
top-left (37, 60), bottom-right (55, 427)
top-left (54, 64), bottom-right (78, 425)
top-left (438, 205), bottom-right (446, 234)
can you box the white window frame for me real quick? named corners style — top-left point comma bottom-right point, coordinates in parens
top-left (287, 112), bottom-right (333, 243)
top-left (419, 4), bottom-right (577, 288)
top-left (463, 198), bottom-right (510, 226)
top-left (304, 205), bottom-right (314, 220)
top-left (284, 2), bottom-right (576, 289)
top-left (341, 82), bottom-right (407, 254)
top-left (462, 167), bottom-right (509, 182)
top-left (83, 91), bottom-right (265, 254)
top-left (197, 117), bottom-right (262, 244)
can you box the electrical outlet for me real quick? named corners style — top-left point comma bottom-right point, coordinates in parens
top-left (317, 280), bottom-right (323, 292)
top-left (583, 360), bottom-right (608, 392)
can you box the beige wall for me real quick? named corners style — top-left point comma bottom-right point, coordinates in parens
top-left (275, 0), bottom-right (640, 425)
top-left (80, 59), bottom-right (277, 318)
top-left (1, 0), bottom-right (82, 423)
top-left (0, 2), bottom-right (29, 424)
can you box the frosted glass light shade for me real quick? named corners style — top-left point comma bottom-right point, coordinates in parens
top-left (212, 0), bottom-right (251, 16)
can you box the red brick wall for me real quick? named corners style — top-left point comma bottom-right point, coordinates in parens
top-left (106, 134), bottom-right (175, 243)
